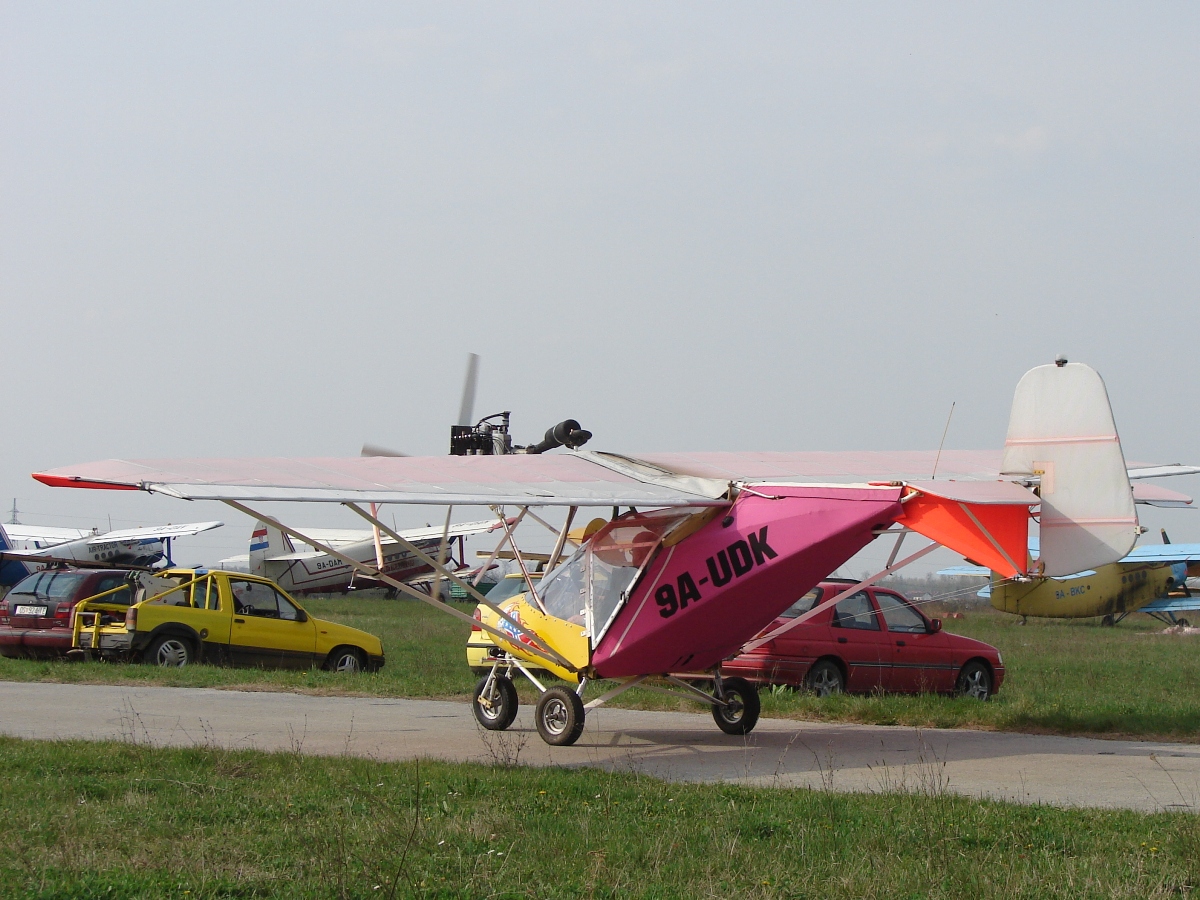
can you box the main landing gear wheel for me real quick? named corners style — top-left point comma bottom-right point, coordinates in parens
top-left (472, 676), bottom-right (519, 730)
top-left (712, 676), bottom-right (760, 736)
top-left (535, 686), bottom-right (585, 746)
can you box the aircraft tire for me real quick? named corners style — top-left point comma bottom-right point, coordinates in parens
top-left (473, 676), bottom-right (519, 731)
top-left (535, 686), bottom-right (585, 746)
top-left (712, 676), bottom-right (760, 736)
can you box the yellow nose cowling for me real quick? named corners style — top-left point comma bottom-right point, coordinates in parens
top-left (480, 596), bottom-right (590, 683)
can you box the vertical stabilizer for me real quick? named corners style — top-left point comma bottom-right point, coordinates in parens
top-left (1001, 362), bottom-right (1137, 576)
top-left (247, 521), bottom-right (294, 576)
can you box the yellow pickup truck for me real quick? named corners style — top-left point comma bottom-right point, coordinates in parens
top-left (73, 568), bottom-right (384, 672)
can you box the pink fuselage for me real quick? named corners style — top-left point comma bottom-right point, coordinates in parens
top-left (591, 486), bottom-right (904, 678)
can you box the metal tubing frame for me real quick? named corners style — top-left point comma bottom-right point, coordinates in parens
top-left (369, 502), bottom-right (386, 571)
top-left (581, 674), bottom-right (723, 711)
top-left (740, 540), bottom-right (942, 653)
top-left (338, 501), bottom-right (577, 671)
top-left (472, 508), bottom-right (527, 587)
top-left (583, 675), bottom-right (647, 710)
top-left (492, 506), bottom-right (544, 612)
top-left (546, 506), bottom-right (578, 573)
top-left (523, 506), bottom-right (580, 547)
top-left (430, 505), bottom-right (454, 601)
top-left (226, 500), bottom-right (576, 673)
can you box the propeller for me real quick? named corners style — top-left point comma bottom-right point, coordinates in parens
top-left (361, 353), bottom-right (480, 458)
top-left (458, 352), bottom-right (479, 427)
top-left (360, 443), bottom-right (408, 458)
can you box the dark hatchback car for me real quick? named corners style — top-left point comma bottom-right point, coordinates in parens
top-left (722, 580), bottom-right (1004, 700)
top-left (0, 568), bottom-right (134, 659)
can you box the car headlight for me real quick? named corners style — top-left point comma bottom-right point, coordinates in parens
top-left (996, 653), bottom-right (1003, 666)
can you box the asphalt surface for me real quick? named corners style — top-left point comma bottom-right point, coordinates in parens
top-left (2, 681), bottom-right (1198, 813)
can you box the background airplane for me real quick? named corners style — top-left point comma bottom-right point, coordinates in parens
top-left (218, 518), bottom-right (514, 595)
top-left (940, 532), bottom-right (1200, 623)
top-left (0, 521), bottom-right (224, 587)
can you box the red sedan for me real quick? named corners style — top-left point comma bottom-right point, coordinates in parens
top-left (722, 580), bottom-right (1004, 699)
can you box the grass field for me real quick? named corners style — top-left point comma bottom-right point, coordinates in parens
top-left (3, 594), bottom-right (1200, 740)
top-left (3, 735), bottom-right (1199, 899)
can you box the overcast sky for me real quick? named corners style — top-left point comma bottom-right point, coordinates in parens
top-left (2, 3), bottom-right (1197, 574)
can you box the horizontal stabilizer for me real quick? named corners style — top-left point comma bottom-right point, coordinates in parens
top-left (1131, 483), bottom-right (1193, 508)
top-left (936, 565), bottom-right (992, 577)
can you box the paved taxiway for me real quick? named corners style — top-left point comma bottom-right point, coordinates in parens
top-left (2, 681), bottom-right (1197, 813)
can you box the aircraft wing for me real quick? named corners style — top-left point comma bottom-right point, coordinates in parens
top-left (32, 449), bottom-right (1200, 506)
top-left (940, 541), bottom-right (1200, 577)
top-left (31, 454), bottom-right (736, 507)
top-left (86, 521), bottom-right (224, 544)
top-left (1128, 465), bottom-right (1200, 479)
top-left (1124, 544), bottom-right (1200, 563)
top-left (3, 524), bottom-right (92, 544)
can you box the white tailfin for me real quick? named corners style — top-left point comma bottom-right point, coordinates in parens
top-left (1002, 362), bottom-right (1137, 576)
top-left (247, 521), bottom-right (294, 576)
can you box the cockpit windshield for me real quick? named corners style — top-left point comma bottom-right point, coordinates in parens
top-left (538, 508), bottom-right (711, 645)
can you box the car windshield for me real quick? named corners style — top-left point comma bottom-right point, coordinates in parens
top-left (780, 587), bottom-right (824, 618)
top-left (8, 571), bottom-right (90, 599)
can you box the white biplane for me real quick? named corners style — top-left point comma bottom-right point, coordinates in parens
top-left (31, 361), bottom-right (1196, 746)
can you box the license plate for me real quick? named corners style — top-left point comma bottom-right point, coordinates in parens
top-left (14, 605), bottom-right (48, 617)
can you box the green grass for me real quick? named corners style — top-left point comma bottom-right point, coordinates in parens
top-left (2, 735), bottom-right (1198, 899)
top-left (4, 595), bottom-right (1200, 741)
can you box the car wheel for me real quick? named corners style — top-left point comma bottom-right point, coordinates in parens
top-left (712, 676), bottom-right (761, 736)
top-left (535, 686), bottom-right (585, 746)
top-left (805, 660), bottom-right (844, 697)
top-left (147, 635), bottom-right (193, 668)
top-left (472, 675), bottom-right (519, 730)
top-left (955, 660), bottom-right (992, 701)
top-left (328, 647), bottom-right (366, 674)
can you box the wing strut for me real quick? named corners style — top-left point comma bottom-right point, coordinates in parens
top-left (740, 540), bottom-right (941, 653)
top-left (224, 500), bottom-right (576, 673)
top-left (491, 506), bottom-right (544, 613)
top-left (547, 506), bottom-right (578, 572)
top-left (472, 509), bottom-right (527, 586)
top-left (430, 506), bottom-right (453, 602)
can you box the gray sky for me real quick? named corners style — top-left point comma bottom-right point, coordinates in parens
top-left (2, 3), bottom-right (1198, 574)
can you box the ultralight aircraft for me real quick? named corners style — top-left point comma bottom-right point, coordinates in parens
top-left (31, 361), bottom-right (1197, 746)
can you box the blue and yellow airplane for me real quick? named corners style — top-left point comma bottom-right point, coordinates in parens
top-left (942, 532), bottom-right (1200, 624)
